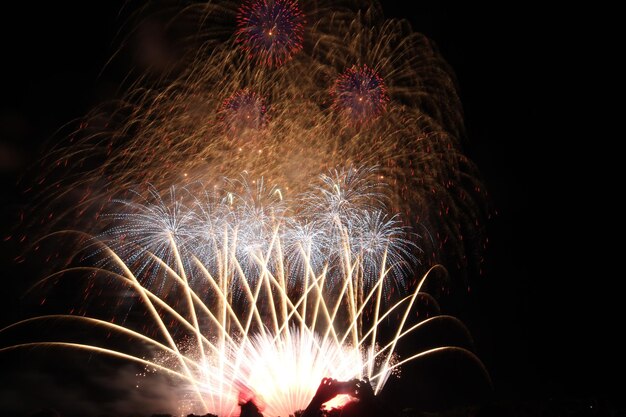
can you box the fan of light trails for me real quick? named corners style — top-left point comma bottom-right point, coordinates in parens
top-left (1, 235), bottom-right (477, 417)
top-left (1, 171), bottom-right (488, 417)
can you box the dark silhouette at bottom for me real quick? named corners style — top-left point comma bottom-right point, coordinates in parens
top-left (301, 377), bottom-right (396, 417)
top-left (237, 377), bottom-right (393, 417)
top-left (239, 399), bottom-right (264, 417)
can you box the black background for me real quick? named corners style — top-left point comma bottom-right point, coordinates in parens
top-left (0, 1), bottom-right (617, 416)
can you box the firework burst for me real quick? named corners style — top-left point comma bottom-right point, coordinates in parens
top-left (103, 168), bottom-right (415, 295)
top-left (331, 65), bottom-right (389, 126)
top-left (219, 89), bottom-right (269, 136)
top-left (236, 0), bottom-right (306, 67)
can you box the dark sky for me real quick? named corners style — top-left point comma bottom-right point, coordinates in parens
top-left (0, 1), bottom-right (618, 416)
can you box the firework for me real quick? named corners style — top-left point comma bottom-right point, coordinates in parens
top-left (236, 0), bottom-right (306, 67)
top-left (2, 190), bottom-right (485, 416)
top-left (331, 65), bottom-right (389, 126)
top-left (3, 169), bottom-right (490, 415)
top-left (103, 168), bottom-right (414, 294)
top-left (219, 89), bottom-right (269, 136)
top-left (5, 0), bottom-right (492, 415)
top-left (25, 14), bottom-right (486, 275)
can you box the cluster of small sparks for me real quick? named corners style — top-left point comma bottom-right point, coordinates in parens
top-left (4, 0), bottom-right (491, 415)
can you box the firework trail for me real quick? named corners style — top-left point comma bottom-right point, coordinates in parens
top-left (4, 0), bottom-right (491, 415)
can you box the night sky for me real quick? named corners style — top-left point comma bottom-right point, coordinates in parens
top-left (0, 1), bottom-right (618, 416)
